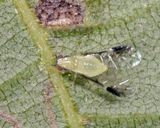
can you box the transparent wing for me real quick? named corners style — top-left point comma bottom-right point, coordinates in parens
top-left (106, 79), bottom-right (137, 97)
top-left (98, 68), bottom-right (138, 97)
top-left (100, 46), bottom-right (142, 69)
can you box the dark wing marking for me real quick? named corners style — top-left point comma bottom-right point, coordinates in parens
top-left (111, 45), bottom-right (131, 54)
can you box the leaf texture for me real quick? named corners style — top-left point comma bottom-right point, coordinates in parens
top-left (0, 0), bottom-right (160, 128)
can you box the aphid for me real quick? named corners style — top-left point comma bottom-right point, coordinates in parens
top-left (57, 55), bottom-right (108, 77)
top-left (56, 45), bottom-right (140, 97)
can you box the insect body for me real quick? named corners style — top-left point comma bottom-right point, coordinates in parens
top-left (57, 55), bottom-right (108, 77)
top-left (56, 45), bottom-right (140, 97)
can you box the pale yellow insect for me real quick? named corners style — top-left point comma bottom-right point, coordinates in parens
top-left (57, 55), bottom-right (108, 77)
top-left (57, 45), bottom-right (141, 97)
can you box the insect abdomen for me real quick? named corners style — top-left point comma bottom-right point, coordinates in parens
top-left (57, 55), bottom-right (108, 77)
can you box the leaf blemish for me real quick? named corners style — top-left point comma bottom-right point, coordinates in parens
top-left (35, 0), bottom-right (84, 26)
top-left (0, 111), bottom-right (21, 128)
top-left (42, 83), bottom-right (58, 128)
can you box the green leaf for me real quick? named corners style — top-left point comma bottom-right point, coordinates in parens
top-left (0, 0), bottom-right (160, 128)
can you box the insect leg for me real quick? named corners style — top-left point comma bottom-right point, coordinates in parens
top-left (119, 79), bottom-right (129, 85)
top-left (108, 54), bottom-right (118, 69)
top-left (83, 50), bottom-right (108, 56)
top-left (82, 75), bottom-right (104, 87)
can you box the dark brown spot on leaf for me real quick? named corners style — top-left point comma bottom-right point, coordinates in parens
top-left (35, 0), bottom-right (84, 26)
